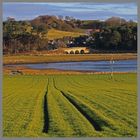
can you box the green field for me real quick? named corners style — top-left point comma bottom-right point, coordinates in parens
top-left (46, 29), bottom-right (85, 40)
top-left (3, 73), bottom-right (137, 137)
top-left (37, 29), bottom-right (85, 40)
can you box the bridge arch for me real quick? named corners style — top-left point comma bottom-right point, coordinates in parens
top-left (75, 50), bottom-right (80, 54)
top-left (64, 47), bottom-right (89, 54)
top-left (80, 50), bottom-right (85, 54)
top-left (70, 50), bottom-right (74, 54)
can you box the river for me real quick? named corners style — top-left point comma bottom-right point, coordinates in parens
top-left (10, 59), bottom-right (137, 72)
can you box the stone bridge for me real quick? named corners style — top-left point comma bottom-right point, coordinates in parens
top-left (64, 47), bottom-right (90, 54)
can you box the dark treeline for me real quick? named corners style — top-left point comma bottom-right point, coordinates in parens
top-left (3, 20), bottom-right (49, 54)
top-left (66, 21), bottom-right (137, 51)
top-left (3, 16), bottom-right (137, 54)
top-left (93, 22), bottom-right (137, 51)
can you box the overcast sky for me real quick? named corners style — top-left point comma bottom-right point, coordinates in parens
top-left (3, 2), bottom-right (137, 21)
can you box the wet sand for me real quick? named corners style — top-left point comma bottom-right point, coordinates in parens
top-left (4, 53), bottom-right (137, 65)
top-left (3, 65), bottom-right (136, 75)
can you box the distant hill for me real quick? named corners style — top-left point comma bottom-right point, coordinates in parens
top-left (30, 15), bottom-right (78, 32)
top-left (105, 17), bottom-right (127, 26)
top-left (3, 15), bottom-right (137, 54)
top-left (30, 15), bottom-right (130, 32)
top-left (79, 17), bottom-right (127, 29)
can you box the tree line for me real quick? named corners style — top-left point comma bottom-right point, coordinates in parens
top-left (93, 22), bottom-right (137, 51)
top-left (3, 17), bottom-right (137, 54)
top-left (3, 20), bottom-right (48, 54)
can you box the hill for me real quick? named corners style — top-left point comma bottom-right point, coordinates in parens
top-left (30, 15), bottom-right (78, 32)
top-left (80, 17), bottom-right (127, 29)
top-left (105, 17), bottom-right (127, 26)
top-left (3, 15), bottom-right (137, 54)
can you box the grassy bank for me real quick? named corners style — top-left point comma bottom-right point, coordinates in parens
top-left (3, 73), bottom-right (137, 137)
top-left (47, 29), bottom-right (85, 40)
top-left (4, 53), bottom-right (137, 65)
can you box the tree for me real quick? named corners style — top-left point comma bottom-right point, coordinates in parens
top-left (110, 31), bottom-right (121, 50)
top-left (57, 40), bottom-right (67, 48)
top-left (37, 24), bottom-right (47, 32)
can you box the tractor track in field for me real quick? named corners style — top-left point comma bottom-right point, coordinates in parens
top-left (42, 79), bottom-right (49, 133)
top-left (52, 78), bottom-right (102, 131)
top-left (61, 91), bottom-right (102, 131)
top-left (3, 74), bottom-right (137, 137)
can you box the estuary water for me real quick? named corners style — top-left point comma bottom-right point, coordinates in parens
top-left (16, 59), bottom-right (137, 72)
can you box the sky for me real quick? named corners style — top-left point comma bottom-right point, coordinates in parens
top-left (3, 2), bottom-right (137, 21)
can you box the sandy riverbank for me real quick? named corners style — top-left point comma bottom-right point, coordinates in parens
top-left (3, 53), bottom-right (137, 65)
top-left (3, 65), bottom-right (136, 75)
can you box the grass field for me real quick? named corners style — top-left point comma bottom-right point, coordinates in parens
top-left (32, 29), bottom-right (85, 40)
top-left (46, 29), bottom-right (85, 40)
top-left (3, 73), bottom-right (137, 137)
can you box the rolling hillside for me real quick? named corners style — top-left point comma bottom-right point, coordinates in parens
top-left (31, 15), bottom-right (77, 32)
top-left (47, 29), bottom-right (85, 40)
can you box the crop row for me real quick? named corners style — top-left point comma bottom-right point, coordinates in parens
top-left (3, 74), bottom-right (137, 137)
top-left (45, 78), bottom-right (98, 137)
top-left (53, 74), bottom-right (137, 136)
top-left (3, 75), bottom-right (48, 137)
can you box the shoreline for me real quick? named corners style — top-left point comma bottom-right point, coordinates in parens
top-left (3, 53), bottom-right (137, 65)
top-left (4, 65), bottom-right (137, 75)
top-left (4, 58), bottom-right (137, 66)
top-left (3, 53), bottom-right (137, 75)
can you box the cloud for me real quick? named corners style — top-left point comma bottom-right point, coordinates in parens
top-left (3, 2), bottom-right (137, 21)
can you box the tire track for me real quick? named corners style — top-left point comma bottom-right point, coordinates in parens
top-left (53, 79), bottom-right (102, 131)
top-left (42, 79), bottom-right (49, 133)
top-left (42, 93), bottom-right (49, 133)
top-left (61, 91), bottom-right (102, 131)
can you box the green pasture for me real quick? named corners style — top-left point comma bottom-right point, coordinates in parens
top-left (47, 29), bottom-right (85, 40)
top-left (3, 73), bottom-right (137, 137)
